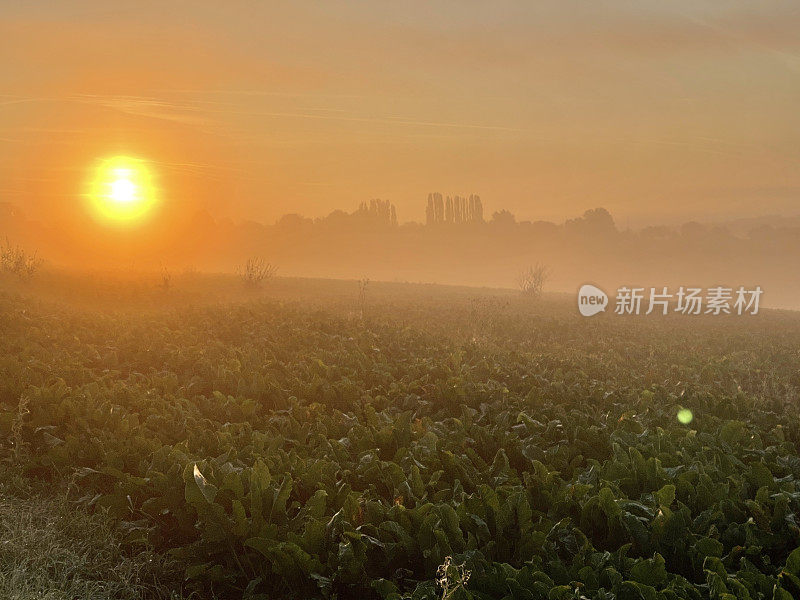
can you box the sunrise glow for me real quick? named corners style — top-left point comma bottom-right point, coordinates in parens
top-left (87, 156), bottom-right (158, 225)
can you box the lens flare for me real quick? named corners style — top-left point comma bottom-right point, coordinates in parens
top-left (87, 156), bottom-right (158, 225)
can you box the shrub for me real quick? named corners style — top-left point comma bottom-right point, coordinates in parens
top-left (518, 263), bottom-right (549, 298)
top-left (237, 257), bottom-right (278, 287)
top-left (0, 240), bottom-right (40, 279)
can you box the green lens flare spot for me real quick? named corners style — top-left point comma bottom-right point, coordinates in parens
top-left (677, 409), bottom-right (693, 424)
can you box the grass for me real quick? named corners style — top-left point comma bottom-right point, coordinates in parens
top-left (0, 481), bottom-right (185, 600)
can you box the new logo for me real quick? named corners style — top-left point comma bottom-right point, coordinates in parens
top-left (578, 284), bottom-right (608, 317)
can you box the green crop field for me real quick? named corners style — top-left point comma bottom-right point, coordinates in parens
top-left (2, 275), bottom-right (800, 599)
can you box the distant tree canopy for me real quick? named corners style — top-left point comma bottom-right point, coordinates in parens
top-left (564, 207), bottom-right (616, 235)
top-left (275, 200), bottom-right (398, 231)
top-left (272, 199), bottom-right (621, 237)
top-left (490, 209), bottom-right (516, 227)
top-left (426, 193), bottom-right (483, 225)
top-left (275, 213), bottom-right (312, 229)
top-left (357, 199), bottom-right (397, 227)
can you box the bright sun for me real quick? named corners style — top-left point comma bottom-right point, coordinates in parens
top-left (87, 156), bottom-right (158, 224)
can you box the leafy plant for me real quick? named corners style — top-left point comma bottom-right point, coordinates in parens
top-left (0, 278), bottom-right (799, 599)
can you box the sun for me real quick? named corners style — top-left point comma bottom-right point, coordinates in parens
top-left (110, 173), bottom-right (136, 204)
top-left (87, 156), bottom-right (158, 225)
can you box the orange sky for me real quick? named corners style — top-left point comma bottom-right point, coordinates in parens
top-left (2, 1), bottom-right (800, 227)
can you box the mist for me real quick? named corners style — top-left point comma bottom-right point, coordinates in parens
top-left (2, 198), bottom-right (798, 308)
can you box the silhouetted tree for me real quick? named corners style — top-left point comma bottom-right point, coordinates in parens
top-left (426, 195), bottom-right (434, 225)
top-left (276, 213), bottom-right (313, 230)
top-left (434, 193), bottom-right (444, 223)
top-left (426, 193), bottom-right (483, 225)
top-left (565, 207), bottom-right (616, 235)
top-left (469, 194), bottom-right (483, 223)
top-left (491, 209), bottom-right (516, 227)
top-left (357, 199), bottom-right (397, 226)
